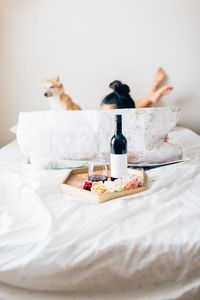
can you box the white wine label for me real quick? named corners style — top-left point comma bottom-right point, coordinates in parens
top-left (110, 153), bottom-right (128, 179)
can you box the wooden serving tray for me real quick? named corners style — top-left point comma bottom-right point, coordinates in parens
top-left (60, 167), bottom-right (148, 203)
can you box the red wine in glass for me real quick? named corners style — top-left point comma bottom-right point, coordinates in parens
top-left (88, 175), bottom-right (108, 182)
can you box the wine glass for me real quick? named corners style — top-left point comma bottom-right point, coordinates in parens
top-left (88, 160), bottom-right (108, 182)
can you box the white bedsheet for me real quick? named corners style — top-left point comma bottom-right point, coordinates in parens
top-left (0, 127), bottom-right (200, 300)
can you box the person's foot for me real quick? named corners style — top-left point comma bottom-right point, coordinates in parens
top-left (155, 67), bottom-right (166, 83)
top-left (149, 85), bottom-right (173, 103)
top-left (150, 67), bottom-right (166, 93)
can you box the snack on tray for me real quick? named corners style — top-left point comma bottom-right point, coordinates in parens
top-left (104, 179), bottom-right (124, 192)
top-left (81, 174), bottom-right (143, 194)
top-left (91, 183), bottom-right (108, 194)
top-left (123, 176), bottom-right (143, 190)
top-left (82, 181), bottom-right (93, 191)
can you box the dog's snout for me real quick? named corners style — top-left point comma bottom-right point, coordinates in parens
top-left (44, 92), bottom-right (48, 97)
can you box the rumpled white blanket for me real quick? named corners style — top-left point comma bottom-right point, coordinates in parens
top-left (0, 127), bottom-right (200, 300)
top-left (17, 107), bottom-right (182, 165)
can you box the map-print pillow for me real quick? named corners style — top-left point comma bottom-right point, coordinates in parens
top-left (17, 107), bottom-right (182, 164)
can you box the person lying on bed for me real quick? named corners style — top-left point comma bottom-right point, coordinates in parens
top-left (101, 68), bottom-right (172, 110)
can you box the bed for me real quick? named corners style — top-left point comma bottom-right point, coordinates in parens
top-left (0, 127), bottom-right (200, 300)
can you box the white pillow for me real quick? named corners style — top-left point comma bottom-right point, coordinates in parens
top-left (17, 107), bottom-right (182, 164)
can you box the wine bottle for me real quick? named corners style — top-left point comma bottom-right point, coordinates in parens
top-left (110, 114), bottom-right (127, 180)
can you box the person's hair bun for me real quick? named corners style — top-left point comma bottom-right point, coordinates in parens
top-left (109, 80), bottom-right (130, 97)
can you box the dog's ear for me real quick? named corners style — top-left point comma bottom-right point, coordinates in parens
top-left (53, 75), bottom-right (60, 82)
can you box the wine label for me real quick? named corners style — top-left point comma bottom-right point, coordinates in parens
top-left (110, 153), bottom-right (128, 179)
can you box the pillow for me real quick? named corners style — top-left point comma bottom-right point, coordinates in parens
top-left (17, 107), bottom-right (182, 164)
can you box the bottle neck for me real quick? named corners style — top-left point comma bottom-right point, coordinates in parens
top-left (115, 120), bottom-right (122, 135)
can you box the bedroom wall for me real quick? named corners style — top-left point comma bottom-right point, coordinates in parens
top-left (0, 0), bottom-right (200, 146)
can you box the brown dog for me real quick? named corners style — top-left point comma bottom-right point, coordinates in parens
top-left (43, 76), bottom-right (81, 110)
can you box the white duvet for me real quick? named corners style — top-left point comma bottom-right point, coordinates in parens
top-left (0, 127), bottom-right (200, 300)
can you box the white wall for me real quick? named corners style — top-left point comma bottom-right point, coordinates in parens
top-left (0, 0), bottom-right (200, 146)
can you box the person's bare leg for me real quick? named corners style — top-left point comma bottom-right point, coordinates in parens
top-left (136, 67), bottom-right (173, 108)
top-left (136, 85), bottom-right (173, 108)
top-left (149, 85), bottom-right (173, 103)
top-left (135, 98), bottom-right (152, 108)
top-left (150, 67), bottom-right (166, 94)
